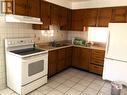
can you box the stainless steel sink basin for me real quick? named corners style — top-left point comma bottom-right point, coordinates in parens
top-left (51, 41), bottom-right (69, 47)
top-left (52, 43), bottom-right (68, 47)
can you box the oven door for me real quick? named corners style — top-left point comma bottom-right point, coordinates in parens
top-left (22, 53), bottom-right (48, 85)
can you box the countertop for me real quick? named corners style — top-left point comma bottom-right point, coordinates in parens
top-left (37, 42), bottom-right (105, 51)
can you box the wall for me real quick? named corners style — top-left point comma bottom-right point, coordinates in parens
top-left (68, 31), bottom-right (88, 41)
top-left (0, 16), bottom-right (67, 90)
top-left (72, 0), bottom-right (127, 9)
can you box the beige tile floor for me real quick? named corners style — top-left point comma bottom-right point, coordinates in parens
top-left (0, 68), bottom-right (127, 95)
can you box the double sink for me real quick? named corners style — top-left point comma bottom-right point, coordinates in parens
top-left (51, 41), bottom-right (70, 47)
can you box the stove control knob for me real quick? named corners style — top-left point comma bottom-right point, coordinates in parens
top-left (8, 41), bottom-right (11, 45)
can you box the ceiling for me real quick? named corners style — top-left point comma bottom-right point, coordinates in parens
top-left (71, 0), bottom-right (92, 2)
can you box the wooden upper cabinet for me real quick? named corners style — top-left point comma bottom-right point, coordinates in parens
top-left (71, 9), bottom-right (85, 31)
top-left (50, 4), bottom-right (68, 30)
top-left (33, 0), bottom-right (51, 30)
top-left (51, 4), bottom-right (60, 26)
top-left (83, 9), bottom-right (98, 27)
top-left (41, 1), bottom-right (51, 29)
top-left (97, 8), bottom-right (112, 27)
top-left (13, 0), bottom-right (27, 16)
top-left (111, 7), bottom-right (127, 23)
top-left (59, 7), bottom-right (68, 30)
top-left (12, 0), bottom-right (40, 17)
top-left (67, 9), bottom-right (72, 30)
top-left (27, 0), bottom-right (40, 18)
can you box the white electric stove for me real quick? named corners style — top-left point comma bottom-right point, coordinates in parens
top-left (5, 38), bottom-right (48, 95)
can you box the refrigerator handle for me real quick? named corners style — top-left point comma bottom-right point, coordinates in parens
top-left (105, 31), bottom-right (110, 56)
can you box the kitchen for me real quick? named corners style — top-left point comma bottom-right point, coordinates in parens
top-left (0, 0), bottom-right (127, 95)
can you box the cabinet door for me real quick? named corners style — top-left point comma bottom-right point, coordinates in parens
top-left (60, 7), bottom-right (68, 30)
top-left (97, 8), bottom-right (112, 27)
top-left (111, 7), bottom-right (127, 23)
top-left (32, 1), bottom-right (51, 30)
top-left (71, 10), bottom-right (84, 31)
top-left (84, 9), bottom-right (98, 27)
top-left (14, 0), bottom-right (27, 16)
top-left (51, 4), bottom-right (60, 26)
top-left (80, 48), bottom-right (90, 70)
top-left (41, 1), bottom-right (51, 29)
top-left (57, 48), bottom-right (66, 72)
top-left (72, 47), bottom-right (80, 68)
top-left (48, 50), bottom-right (57, 77)
top-left (28, 0), bottom-right (40, 17)
top-left (67, 9), bottom-right (72, 30)
top-left (65, 47), bottom-right (72, 68)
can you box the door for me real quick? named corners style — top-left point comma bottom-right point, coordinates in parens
top-left (65, 47), bottom-right (72, 68)
top-left (27, 0), bottom-right (40, 17)
top-left (111, 7), bottom-right (127, 23)
top-left (80, 48), bottom-right (90, 70)
top-left (72, 47), bottom-right (80, 68)
top-left (22, 53), bottom-right (48, 85)
top-left (57, 48), bottom-right (66, 72)
top-left (103, 58), bottom-right (127, 84)
top-left (40, 0), bottom-right (51, 30)
top-left (106, 23), bottom-right (127, 61)
top-left (32, 0), bottom-right (50, 30)
top-left (60, 7), bottom-right (68, 30)
top-left (71, 10), bottom-right (84, 31)
top-left (51, 4), bottom-right (60, 26)
top-left (48, 50), bottom-right (57, 77)
top-left (84, 9), bottom-right (98, 27)
top-left (97, 8), bottom-right (112, 27)
top-left (14, 0), bottom-right (27, 16)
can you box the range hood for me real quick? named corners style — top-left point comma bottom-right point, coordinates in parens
top-left (5, 14), bottom-right (43, 24)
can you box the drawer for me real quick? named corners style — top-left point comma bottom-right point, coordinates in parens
top-left (91, 58), bottom-right (104, 65)
top-left (91, 49), bottom-right (105, 65)
top-left (89, 64), bottom-right (103, 75)
top-left (92, 51), bottom-right (105, 55)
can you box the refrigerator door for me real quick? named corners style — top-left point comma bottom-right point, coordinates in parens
top-left (103, 58), bottom-right (127, 86)
top-left (106, 23), bottom-right (127, 62)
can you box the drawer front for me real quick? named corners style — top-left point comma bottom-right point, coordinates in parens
top-left (91, 58), bottom-right (104, 65)
top-left (91, 49), bottom-right (105, 58)
top-left (89, 64), bottom-right (103, 75)
top-left (91, 50), bottom-right (105, 65)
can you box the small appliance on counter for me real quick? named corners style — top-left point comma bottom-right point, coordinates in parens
top-left (72, 37), bottom-right (86, 45)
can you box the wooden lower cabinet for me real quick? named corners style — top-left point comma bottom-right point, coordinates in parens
top-left (72, 47), bottom-right (90, 71)
top-left (48, 46), bottom-right (105, 78)
top-left (80, 48), bottom-right (90, 70)
top-left (89, 49), bottom-right (105, 75)
top-left (72, 47), bottom-right (80, 67)
top-left (89, 63), bottom-right (103, 75)
top-left (57, 48), bottom-right (66, 72)
top-left (65, 47), bottom-right (72, 68)
top-left (48, 50), bottom-right (57, 77)
top-left (48, 47), bottom-right (72, 77)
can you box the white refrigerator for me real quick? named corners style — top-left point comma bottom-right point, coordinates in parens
top-left (103, 23), bottom-right (127, 86)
